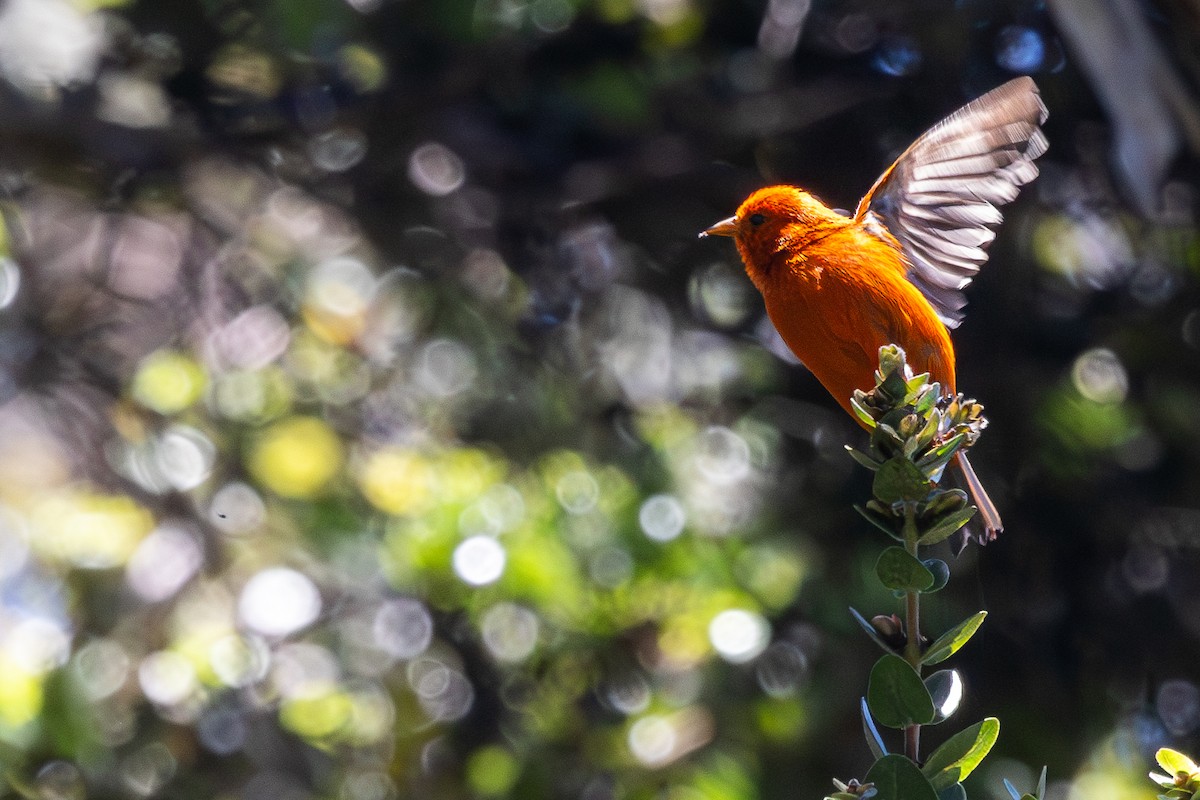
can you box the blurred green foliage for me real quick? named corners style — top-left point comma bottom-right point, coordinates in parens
top-left (0, 0), bottom-right (1195, 799)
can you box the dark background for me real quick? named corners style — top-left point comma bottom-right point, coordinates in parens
top-left (0, 0), bottom-right (1197, 798)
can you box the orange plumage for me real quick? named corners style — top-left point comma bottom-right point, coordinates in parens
top-left (702, 77), bottom-right (1050, 542)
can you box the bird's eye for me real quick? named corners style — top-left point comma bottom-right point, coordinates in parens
top-left (748, 213), bottom-right (765, 226)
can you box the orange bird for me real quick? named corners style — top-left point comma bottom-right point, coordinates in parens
top-left (701, 77), bottom-right (1048, 542)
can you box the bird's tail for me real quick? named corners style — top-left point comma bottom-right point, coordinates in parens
top-left (952, 450), bottom-right (1002, 547)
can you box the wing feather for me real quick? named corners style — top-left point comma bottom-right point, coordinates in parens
top-left (855, 77), bottom-right (1048, 327)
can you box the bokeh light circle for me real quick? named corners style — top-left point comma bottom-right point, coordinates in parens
top-left (628, 715), bottom-right (676, 766)
top-left (373, 598), bottom-right (434, 660)
top-left (1157, 679), bottom-right (1200, 735)
top-left (209, 633), bottom-right (271, 688)
top-left (209, 482), bottom-right (266, 535)
top-left (35, 760), bottom-right (85, 800)
top-left (408, 142), bottom-right (465, 196)
top-left (138, 651), bottom-right (196, 706)
top-left (453, 537), bottom-right (506, 586)
top-left (481, 603), bottom-right (539, 663)
top-left (126, 524), bottom-right (202, 602)
top-left (695, 426), bottom-right (751, 484)
top-left (238, 567), bottom-right (322, 637)
top-left (1071, 348), bottom-right (1128, 404)
top-left (638, 494), bottom-right (686, 542)
top-left (995, 25), bottom-right (1045, 73)
top-left (708, 609), bottom-right (770, 663)
top-left (73, 639), bottom-right (130, 701)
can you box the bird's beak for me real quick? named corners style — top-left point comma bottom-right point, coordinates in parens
top-left (698, 216), bottom-right (738, 239)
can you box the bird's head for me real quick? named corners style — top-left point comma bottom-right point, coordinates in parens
top-left (700, 185), bottom-right (847, 285)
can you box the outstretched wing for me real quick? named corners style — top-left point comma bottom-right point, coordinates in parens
top-left (855, 77), bottom-right (1048, 328)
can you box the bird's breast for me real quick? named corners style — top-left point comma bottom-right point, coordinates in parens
top-left (759, 229), bottom-right (957, 413)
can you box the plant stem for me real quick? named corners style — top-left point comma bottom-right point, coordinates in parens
top-left (903, 504), bottom-right (922, 763)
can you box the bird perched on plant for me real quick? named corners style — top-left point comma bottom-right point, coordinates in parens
top-left (701, 77), bottom-right (1048, 543)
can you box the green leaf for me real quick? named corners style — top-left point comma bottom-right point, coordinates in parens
top-left (877, 343), bottom-right (906, 371)
top-left (851, 396), bottom-right (879, 428)
top-left (879, 364), bottom-right (909, 402)
top-left (865, 754), bottom-right (938, 800)
top-left (914, 384), bottom-right (940, 415)
top-left (874, 457), bottom-right (932, 504)
top-left (876, 547), bottom-right (934, 592)
top-left (916, 432), bottom-right (966, 475)
top-left (872, 423), bottom-right (904, 454)
top-left (905, 372), bottom-right (932, 396)
top-left (922, 718), bottom-right (1000, 791)
top-left (908, 413), bottom-right (939, 456)
top-left (867, 654), bottom-right (935, 728)
top-left (861, 697), bottom-right (888, 759)
top-left (921, 489), bottom-right (969, 518)
top-left (897, 413), bottom-right (923, 441)
top-left (924, 669), bottom-right (963, 723)
top-left (923, 559), bottom-right (950, 592)
top-left (850, 607), bottom-right (896, 654)
top-left (1006, 773), bottom-right (1045, 800)
top-left (1004, 779), bottom-right (1041, 800)
top-left (879, 408), bottom-right (911, 430)
top-left (922, 612), bottom-right (987, 665)
top-left (856, 505), bottom-right (900, 537)
top-left (1159, 748), bottom-right (1200, 777)
top-left (937, 784), bottom-right (967, 800)
top-left (919, 506), bottom-right (977, 546)
top-left (846, 445), bottom-right (883, 471)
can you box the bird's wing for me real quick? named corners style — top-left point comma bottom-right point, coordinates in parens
top-left (854, 77), bottom-right (1048, 328)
